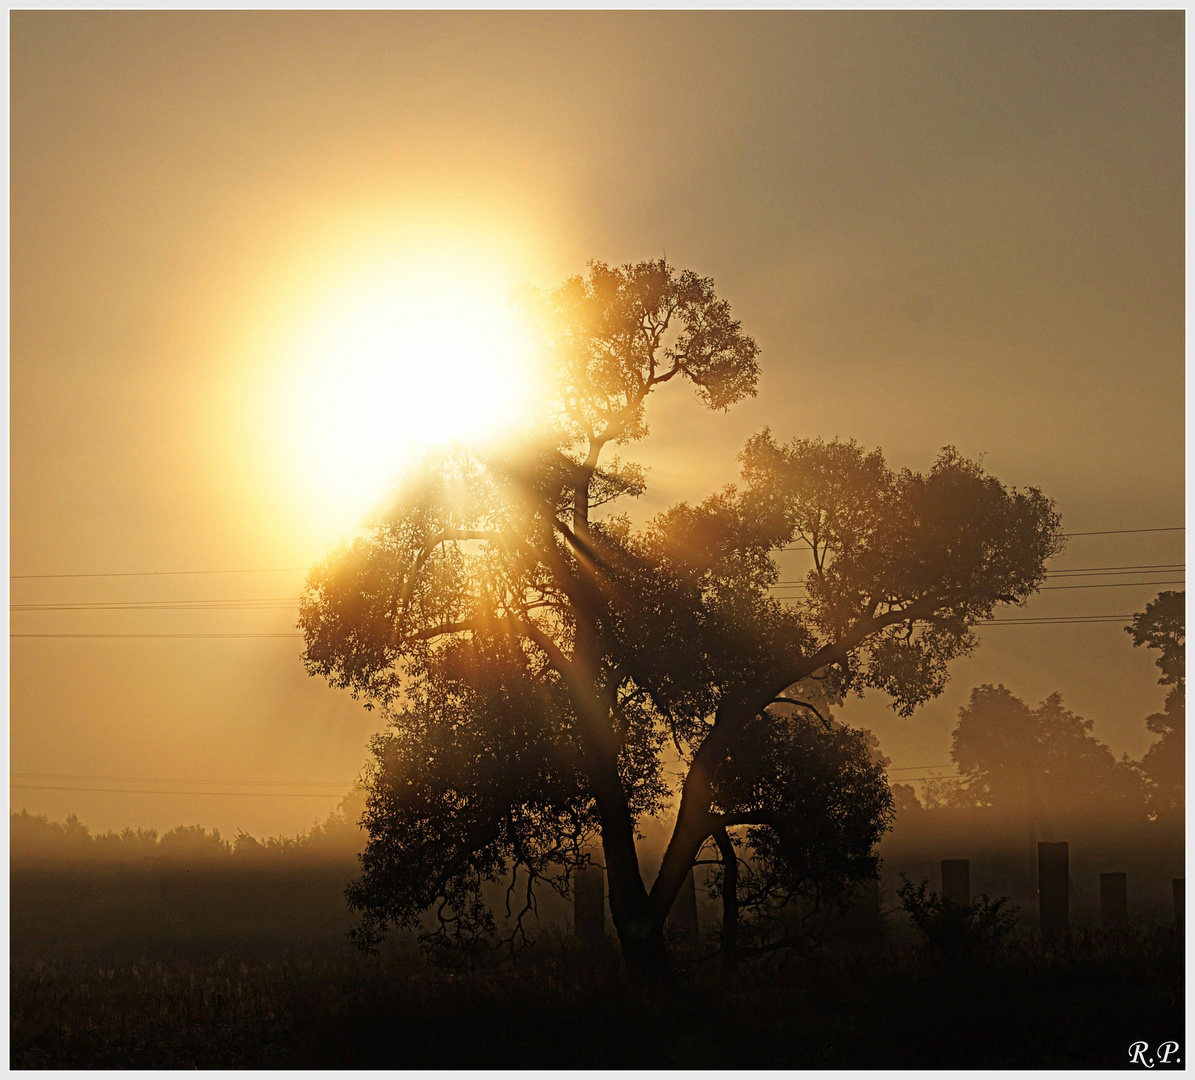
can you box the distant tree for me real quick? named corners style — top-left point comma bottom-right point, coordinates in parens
top-left (890, 783), bottom-right (924, 814)
top-left (943, 685), bottom-right (1147, 824)
top-left (1128, 591), bottom-right (1185, 818)
top-left (92, 826), bottom-right (160, 861)
top-left (300, 259), bottom-right (1062, 979)
top-left (158, 824), bottom-right (231, 860)
top-left (232, 787), bottom-right (367, 862)
top-left (1127, 590), bottom-right (1184, 687)
top-left (10, 810), bottom-right (92, 860)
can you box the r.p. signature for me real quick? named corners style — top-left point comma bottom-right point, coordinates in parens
top-left (1129, 1041), bottom-right (1181, 1068)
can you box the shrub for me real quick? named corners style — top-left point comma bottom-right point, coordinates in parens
top-left (896, 875), bottom-right (1017, 962)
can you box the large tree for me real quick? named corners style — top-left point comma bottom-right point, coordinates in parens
top-left (299, 259), bottom-right (1062, 978)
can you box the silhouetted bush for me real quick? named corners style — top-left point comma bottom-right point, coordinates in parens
top-left (897, 875), bottom-right (1018, 962)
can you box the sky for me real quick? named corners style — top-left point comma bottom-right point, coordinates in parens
top-left (10, 11), bottom-right (1185, 839)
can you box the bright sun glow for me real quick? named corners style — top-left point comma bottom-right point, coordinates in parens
top-left (266, 252), bottom-right (543, 531)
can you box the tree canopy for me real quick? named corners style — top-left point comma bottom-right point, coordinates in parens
top-left (299, 258), bottom-right (1062, 977)
top-left (1128, 591), bottom-right (1185, 817)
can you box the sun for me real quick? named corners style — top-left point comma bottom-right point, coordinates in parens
top-left (267, 251), bottom-right (542, 532)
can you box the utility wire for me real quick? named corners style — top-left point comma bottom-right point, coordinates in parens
top-left (10, 615), bottom-right (1142, 637)
top-left (770, 564), bottom-right (1184, 584)
top-left (15, 569), bottom-right (1183, 609)
top-left (11, 633), bottom-right (306, 639)
top-left (779, 525), bottom-right (1185, 551)
top-left (11, 599), bottom-right (300, 612)
top-left (10, 784), bottom-right (338, 798)
top-left (767, 579), bottom-right (1183, 593)
top-left (1062, 527), bottom-right (1185, 537)
top-left (884, 775), bottom-right (960, 783)
top-left (12, 771), bottom-right (348, 788)
top-left (10, 568), bottom-right (307, 581)
top-left (11, 527), bottom-right (1185, 580)
top-left (979, 615), bottom-right (1134, 625)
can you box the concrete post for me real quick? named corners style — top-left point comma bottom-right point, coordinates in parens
top-left (1038, 841), bottom-right (1069, 944)
top-left (574, 860), bottom-right (605, 945)
top-left (1099, 872), bottom-right (1128, 929)
top-left (941, 859), bottom-right (970, 906)
top-left (1174, 878), bottom-right (1184, 929)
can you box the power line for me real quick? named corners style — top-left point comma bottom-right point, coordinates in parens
top-left (1038, 580), bottom-right (1184, 591)
top-left (11, 573), bottom-right (1182, 609)
top-left (12, 771), bottom-right (348, 788)
top-left (1062, 527), bottom-right (1185, 537)
top-left (12, 600), bottom-right (300, 612)
top-left (1047, 562), bottom-right (1185, 575)
top-left (10, 567), bottom-right (307, 581)
top-left (769, 563), bottom-right (1184, 585)
top-left (888, 775), bottom-right (960, 783)
top-left (767, 579), bottom-right (1183, 592)
top-left (979, 614), bottom-right (1133, 625)
top-left (13, 527), bottom-right (1185, 580)
top-left (11, 630), bottom-right (305, 640)
top-left (778, 525), bottom-right (1185, 552)
top-left (10, 784), bottom-right (338, 798)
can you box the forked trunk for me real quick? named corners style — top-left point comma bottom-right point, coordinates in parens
top-left (591, 769), bottom-right (672, 981)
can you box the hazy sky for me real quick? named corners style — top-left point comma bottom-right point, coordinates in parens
top-left (10, 11), bottom-right (1185, 838)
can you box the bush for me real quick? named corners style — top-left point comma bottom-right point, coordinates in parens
top-left (896, 875), bottom-right (1017, 962)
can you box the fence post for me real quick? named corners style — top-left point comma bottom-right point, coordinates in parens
top-left (1038, 841), bottom-right (1069, 944)
top-left (574, 857), bottom-right (605, 945)
top-left (1099, 872), bottom-right (1128, 929)
top-left (1174, 878), bottom-right (1185, 930)
top-left (941, 859), bottom-right (970, 906)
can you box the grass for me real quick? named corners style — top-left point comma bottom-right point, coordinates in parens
top-left (10, 925), bottom-right (1184, 1068)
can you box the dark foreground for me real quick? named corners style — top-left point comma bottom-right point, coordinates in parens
top-left (10, 926), bottom-right (1183, 1069)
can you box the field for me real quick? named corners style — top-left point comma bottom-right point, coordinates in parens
top-left (11, 924), bottom-right (1183, 1069)
top-left (11, 809), bottom-right (1185, 1068)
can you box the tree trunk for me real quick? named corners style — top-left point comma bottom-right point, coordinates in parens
top-left (588, 765), bottom-right (671, 980)
top-left (712, 826), bottom-right (739, 973)
top-left (564, 473), bottom-right (673, 980)
top-left (650, 698), bottom-right (748, 921)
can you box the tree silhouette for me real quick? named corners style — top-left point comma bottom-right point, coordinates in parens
top-left (299, 259), bottom-right (1062, 978)
top-left (940, 685), bottom-right (1146, 825)
top-left (1128, 591), bottom-right (1185, 818)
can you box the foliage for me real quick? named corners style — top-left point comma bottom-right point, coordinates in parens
top-left (160, 824), bottom-right (233, 859)
top-left (896, 875), bottom-right (1018, 962)
top-left (11, 809), bottom-right (161, 863)
top-left (704, 709), bottom-right (893, 955)
top-left (889, 783), bottom-right (924, 814)
top-left (1128, 591), bottom-right (1185, 817)
top-left (738, 435), bottom-right (1063, 716)
top-left (1126, 590), bottom-right (1185, 687)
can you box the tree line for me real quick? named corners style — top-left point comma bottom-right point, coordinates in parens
top-left (10, 791), bottom-right (365, 865)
